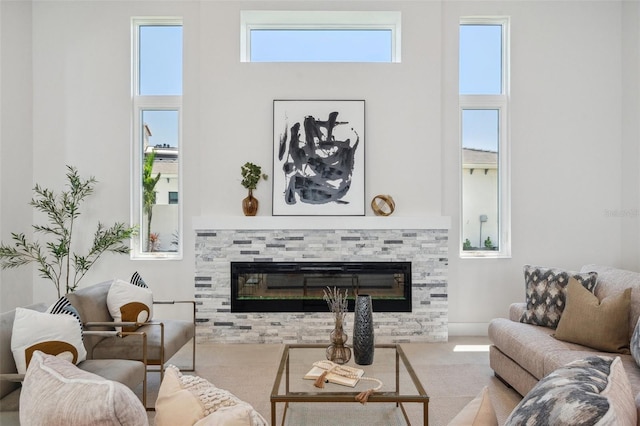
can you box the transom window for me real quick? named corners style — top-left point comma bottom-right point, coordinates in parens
top-left (459, 18), bottom-right (511, 258)
top-left (132, 18), bottom-right (183, 259)
top-left (241, 11), bottom-right (401, 63)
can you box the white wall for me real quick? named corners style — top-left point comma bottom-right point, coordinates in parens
top-left (1, 1), bottom-right (638, 336)
top-left (1, 0), bottom-right (34, 311)
top-left (444, 1), bottom-right (636, 334)
top-left (621, 0), bottom-right (640, 270)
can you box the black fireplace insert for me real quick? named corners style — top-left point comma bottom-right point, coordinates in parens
top-left (230, 261), bottom-right (412, 313)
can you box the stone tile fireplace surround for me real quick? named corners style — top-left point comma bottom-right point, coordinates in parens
top-left (193, 216), bottom-right (450, 344)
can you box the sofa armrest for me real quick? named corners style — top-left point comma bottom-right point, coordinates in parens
top-left (84, 321), bottom-right (139, 329)
top-left (0, 374), bottom-right (24, 383)
top-left (153, 300), bottom-right (196, 323)
top-left (154, 300), bottom-right (195, 306)
top-left (509, 303), bottom-right (526, 322)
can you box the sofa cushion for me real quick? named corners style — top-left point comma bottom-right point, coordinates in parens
top-left (488, 317), bottom-right (564, 379)
top-left (504, 356), bottom-right (636, 426)
top-left (520, 265), bottom-right (598, 329)
top-left (20, 351), bottom-right (147, 426)
top-left (155, 365), bottom-right (267, 426)
top-left (65, 281), bottom-right (114, 358)
top-left (0, 389), bottom-right (21, 412)
top-left (447, 386), bottom-right (497, 426)
top-left (77, 359), bottom-right (146, 391)
top-left (92, 318), bottom-right (194, 363)
top-left (66, 281), bottom-right (113, 324)
top-left (107, 278), bottom-right (153, 333)
top-left (11, 307), bottom-right (87, 374)
top-left (554, 277), bottom-right (631, 354)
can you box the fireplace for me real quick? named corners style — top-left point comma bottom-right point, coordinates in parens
top-left (231, 261), bottom-right (412, 313)
top-left (193, 216), bottom-right (450, 344)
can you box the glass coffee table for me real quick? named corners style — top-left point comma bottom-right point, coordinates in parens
top-left (270, 344), bottom-right (429, 426)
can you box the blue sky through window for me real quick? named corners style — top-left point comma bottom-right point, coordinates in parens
top-left (462, 109), bottom-right (499, 152)
top-left (142, 110), bottom-right (179, 148)
top-left (139, 25), bottom-right (182, 148)
top-left (250, 29), bottom-right (392, 62)
top-left (460, 24), bottom-right (503, 153)
top-left (139, 25), bottom-right (182, 96)
top-left (459, 25), bottom-right (502, 95)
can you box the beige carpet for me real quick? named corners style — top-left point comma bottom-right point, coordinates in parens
top-left (283, 403), bottom-right (407, 425)
top-left (139, 336), bottom-right (522, 426)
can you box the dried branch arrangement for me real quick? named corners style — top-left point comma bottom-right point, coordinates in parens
top-left (323, 286), bottom-right (349, 323)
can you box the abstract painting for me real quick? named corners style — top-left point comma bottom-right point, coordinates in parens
top-left (273, 100), bottom-right (365, 216)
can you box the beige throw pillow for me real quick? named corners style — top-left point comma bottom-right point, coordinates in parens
top-left (447, 386), bottom-right (497, 426)
top-left (554, 277), bottom-right (631, 353)
top-left (155, 365), bottom-right (267, 426)
top-left (19, 351), bottom-right (147, 426)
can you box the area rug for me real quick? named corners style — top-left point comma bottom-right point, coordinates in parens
top-left (144, 337), bottom-right (522, 425)
top-left (283, 402), bottom-right (408, 426)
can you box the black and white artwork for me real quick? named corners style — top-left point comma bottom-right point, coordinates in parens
top-left (273, 100), bottom-right (365, 216)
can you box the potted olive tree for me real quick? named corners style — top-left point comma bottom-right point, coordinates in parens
top-left (0, 166), bottom-right (138, 297)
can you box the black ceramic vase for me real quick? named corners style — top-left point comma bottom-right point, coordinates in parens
top-left (353, 294), bottom-right (374, 365)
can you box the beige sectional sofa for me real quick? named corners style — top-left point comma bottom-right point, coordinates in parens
top-left (489, 264), bottom-right (640, 417)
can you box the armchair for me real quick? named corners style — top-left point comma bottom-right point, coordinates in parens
top-left (66, 281), bottom-right (196, 378)
top-left (1, 304), bottom-right (147, 425)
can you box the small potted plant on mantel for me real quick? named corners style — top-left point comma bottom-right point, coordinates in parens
top-left (240, 162), bottom-right (267, 216)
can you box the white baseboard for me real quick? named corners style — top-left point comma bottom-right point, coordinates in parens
top-left (448, 322), bottom-right (489, 336)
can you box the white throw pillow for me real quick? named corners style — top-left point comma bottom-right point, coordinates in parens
top-left (155, 365), bottom-right (267, 426)
top-left (11, 307), bottom-right (87, 374)
top-left (20, 351), bottom-right (147, 426)
top-left (107, 278), bottom-right (153, 332)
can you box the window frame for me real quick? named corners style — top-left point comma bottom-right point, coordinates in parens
top-left (131, 17), bottom-right (184, 260)
top-left (168, 191), bottom-right (179, 205)
top-left (459, 17), bottom-right (511, 259)
top-left (240, 10), bottom-right (402, 63)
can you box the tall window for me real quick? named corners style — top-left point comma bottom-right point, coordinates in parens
top-left (132, 18), bottom-right (183, 258)
top-left (241, 11), bottom-right (401, 63)
top-left (459, 18), bottom-right (510, 258)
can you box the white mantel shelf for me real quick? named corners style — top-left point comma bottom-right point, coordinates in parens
top-left (192, 216), bottom-right (450, 231)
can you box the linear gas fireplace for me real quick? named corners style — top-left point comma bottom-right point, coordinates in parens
top-left (231, 261), bottom-right (412, 313)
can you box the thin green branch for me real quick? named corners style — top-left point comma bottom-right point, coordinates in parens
top-left (0, 166), bottom-right (138, 297)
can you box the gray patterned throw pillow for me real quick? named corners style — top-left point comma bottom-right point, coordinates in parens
top-left (519, 265), bottom-right (598, 328)
top-left (505, 356), bottom-right (636, 426)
